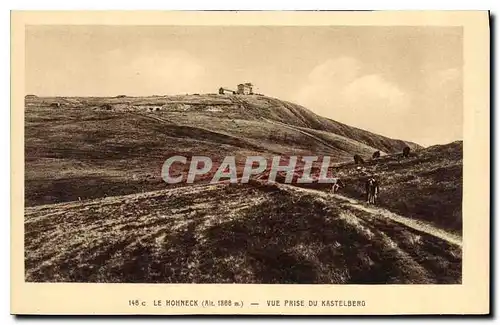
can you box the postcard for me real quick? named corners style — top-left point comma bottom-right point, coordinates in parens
top-left (11, 10), bottom-right (490, 315)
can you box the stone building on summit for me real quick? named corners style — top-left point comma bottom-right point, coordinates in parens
top-left (237, 83), bottom-right (253, 95)
top-left (218, 83), bottom-right (254, 95)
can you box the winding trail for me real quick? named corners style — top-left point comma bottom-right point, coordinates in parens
top-left (276, 183), bottom-right (463, 248)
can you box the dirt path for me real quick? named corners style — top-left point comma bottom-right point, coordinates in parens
top-left (277, 183), bottom-right (463, 248)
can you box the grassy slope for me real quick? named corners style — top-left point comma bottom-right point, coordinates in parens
top-left (282, 141), bottom-right (463, 234)
top-left (235, 96), bottom-right (421, 153)
top-left (25, 181), bottom-right (461, 284)
top-left (25, 94), bottom-right (420, 206)
top-left (333, 141), bottom-right (463, 234)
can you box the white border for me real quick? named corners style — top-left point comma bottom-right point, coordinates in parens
top-left (4, 1), bottom-right (497, 324)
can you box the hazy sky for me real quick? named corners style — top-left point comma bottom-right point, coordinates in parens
top-left (26, 26), bottom-right (463, 146)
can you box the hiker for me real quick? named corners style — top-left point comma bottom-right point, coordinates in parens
top-left (402, 146), bottom-right (411, 158)
top-left (353, 154), bottom-right (364, 165)
top-left (330, 178), bottom-right (345, 194)
top-left (365, 177), bottom-right (379, 204)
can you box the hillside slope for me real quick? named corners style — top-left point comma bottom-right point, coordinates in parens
top-left (25, 181), bottom-right (461, 284)
top-left (265, 141), bottom-right (463, 234)
top-left (25, 94), bottom-right (421, 206)
top-left (233, 95), bottom-right (421, 153)
top-left (326, 141), bottom-right (463, 234)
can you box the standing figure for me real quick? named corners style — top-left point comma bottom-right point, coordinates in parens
top-left (402, 146), bottom-right (411, 158)
top-left (365, 177), bottom-right (379, 204)
top-left (354, 154), bottom-right (365, 165)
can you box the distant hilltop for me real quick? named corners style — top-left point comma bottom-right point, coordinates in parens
top-left (24, 92), bottom-right (421, 155)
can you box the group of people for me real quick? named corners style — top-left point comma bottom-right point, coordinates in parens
top-left (330, 176), bottom-right (380, 205)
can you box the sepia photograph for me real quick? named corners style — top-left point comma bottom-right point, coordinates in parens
top-left (11, 10), bottom-right (489, 315)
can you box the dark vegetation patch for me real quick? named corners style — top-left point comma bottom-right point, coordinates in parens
top-left (24, 176), bottom-right (168, 206)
